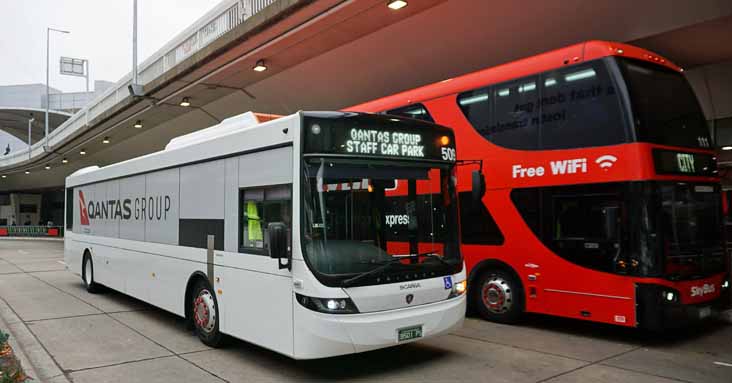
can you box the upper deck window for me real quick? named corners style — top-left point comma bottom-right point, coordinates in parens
top-left (618, 58), bottom-right (710, 149)
top-left (457, 59), bottom-right (628, 150)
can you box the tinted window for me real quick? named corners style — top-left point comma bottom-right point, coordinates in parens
top-left (511, 188), bottom-right (540, 236)
top-left (512, 183), bottom-right (624, 273)
top-left (458, 192), bottom-right (503, 245)
top-left (540, 61), bottom-right (627, 149)
top-left (457, 59), bottom-right (628, 150)
top-left (239, 185), bottom-right (291, 254)
top-left (66, 188), bottom-right (73, 230)
top-left (386, 104), bottom-right (434, 123)
top-left (458, 78), bottom-right (539, 150)
top-left (619, 58), bottom-right (709, 149)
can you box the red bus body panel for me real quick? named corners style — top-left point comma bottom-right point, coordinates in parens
top-left (348, 41), bottom-right (724, 327)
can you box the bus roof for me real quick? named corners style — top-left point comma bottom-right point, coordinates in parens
top-left (347, 40), bottom-right (681, 113)
top-left (66, 111), bottom-right (294, 188)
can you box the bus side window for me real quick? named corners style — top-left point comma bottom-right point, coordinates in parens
top-left (239, 185), bottom-right (292, 254)
top-left (551, 193), bottom-right (621, 272)
top-left (458, 192), bottom-right (504, 245)
top-left (66, 188), bottom-right (74, 230)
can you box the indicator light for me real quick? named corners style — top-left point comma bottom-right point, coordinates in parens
top-left (440, 136), bottom-right (450, 146)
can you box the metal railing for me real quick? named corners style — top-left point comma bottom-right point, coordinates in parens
top-left (0, 0), bottom-right (276, 170)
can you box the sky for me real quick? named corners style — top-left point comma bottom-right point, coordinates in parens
top-left (0, 0), bottom-right (222, 93)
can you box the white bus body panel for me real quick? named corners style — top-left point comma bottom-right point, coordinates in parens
top-left (64, 111), bottom-right (466, 359)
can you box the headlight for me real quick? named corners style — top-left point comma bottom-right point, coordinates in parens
top-left (723, 280), bottom-right (729, 289)
top-left (295, 294), bottom-right (359, 314)
top-left (661, 290), bottom-right (678, 303)
top-left (449, 280), bottom-right (467, 298)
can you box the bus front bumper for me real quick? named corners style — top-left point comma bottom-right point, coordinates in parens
top-left (293, 294), bottom-right (466, 359)
top-left (636, 283), bottom-right (727, 331)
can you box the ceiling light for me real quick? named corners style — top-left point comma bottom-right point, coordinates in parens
top-left (1, 175), bottom-right (6, 179)
top-left (133, 120), bottom-right (143, 129)
top-left (80, 149), bottom-right (86, 155)
top-left (102, 137), bottom-right (110, 144)
top-left (180, 97), bottom-right (191, 107)
top-left (62, 158), bottom-right (68, 164)
top-left (24, 171), bottom-right (30, 175)
top-left (387, 0), bottom-right (408, 10)
top-left (253, 60), bottom-right (267, 72)
top-left (722, 146), bottom-right (732, 151)
top-left (45, 165), bottom-right (51, 170)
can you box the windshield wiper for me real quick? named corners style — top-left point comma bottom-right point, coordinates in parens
top-left (344, 252), bottom-right (453, 287)
top-left (412, 251), bottom-right (451, 266)
top-left (342, 258), bottom-right (404, 287)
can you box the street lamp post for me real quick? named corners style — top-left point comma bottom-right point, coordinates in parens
top-left (45, 27), bottom-right (70, 150)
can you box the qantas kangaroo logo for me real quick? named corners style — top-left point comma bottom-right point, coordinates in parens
top-left (79, 191), bottom-right (90, 226)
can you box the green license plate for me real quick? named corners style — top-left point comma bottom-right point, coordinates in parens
top-left (398, 326), bottom-right (423, 342)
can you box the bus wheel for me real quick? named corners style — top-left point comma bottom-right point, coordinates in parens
top-left (82, 254), bottom-right (101, 294)
top-left (191, 280), bottom-right (225, 347)
top-left (474, 269), bottom-right (523, 324)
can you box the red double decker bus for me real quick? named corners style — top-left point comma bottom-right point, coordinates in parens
top-left (349, 41), bottom-right (730, 330)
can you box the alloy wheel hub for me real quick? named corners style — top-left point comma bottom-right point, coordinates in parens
top-left (482, 276), bottom-right (512, 314)
top-left (193, 290), bottom-right (216, 333)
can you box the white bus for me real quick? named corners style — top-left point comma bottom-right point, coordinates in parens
top-left (64, 111), bottom-right (469, 359)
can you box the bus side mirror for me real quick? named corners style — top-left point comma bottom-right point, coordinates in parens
top-left (267, 222), bottom-right (290, 270)
top-left (472, 170), bottom-right (486, 207)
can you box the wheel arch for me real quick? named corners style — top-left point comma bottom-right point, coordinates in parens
top-left (468, 258), bottom-right (522, 288)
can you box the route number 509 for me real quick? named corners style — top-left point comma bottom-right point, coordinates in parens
top-left (441, 147), bottom-right (456, 161)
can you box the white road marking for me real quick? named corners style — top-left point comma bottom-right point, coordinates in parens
top-left (56, 261), bottom-right (67, 265)
top-left (714, 361), bottom-right (732, 367)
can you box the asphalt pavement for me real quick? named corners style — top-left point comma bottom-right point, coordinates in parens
top-left (1, 240), bottom-right (731, 382)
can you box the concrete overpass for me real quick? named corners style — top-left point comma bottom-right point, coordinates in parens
top-left (0, 107), bottom-right (71, 144)
top-left (2, 0), bottom-right (732, 192)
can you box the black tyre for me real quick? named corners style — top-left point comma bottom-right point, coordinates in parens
top-left (82, 254), bottom-right (101, 294)
top-left (473, 269), bottom-right (524, 324)
top-left (191, 279), bottom-right (225, 347)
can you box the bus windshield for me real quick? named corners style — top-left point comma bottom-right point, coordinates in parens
top-left (618, 58), bottom-right (710, 149)
top-left (302, 159), bottom-right (461, 287)
top-left (655, 183), bottom-right (725, 279)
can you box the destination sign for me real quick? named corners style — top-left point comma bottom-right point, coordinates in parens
top-left (345, 128), bottom-right (425, 157)
top-left (653, 149), bottom-right (717, 176)
top-left (303, 113), bottom-right (456, 162)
